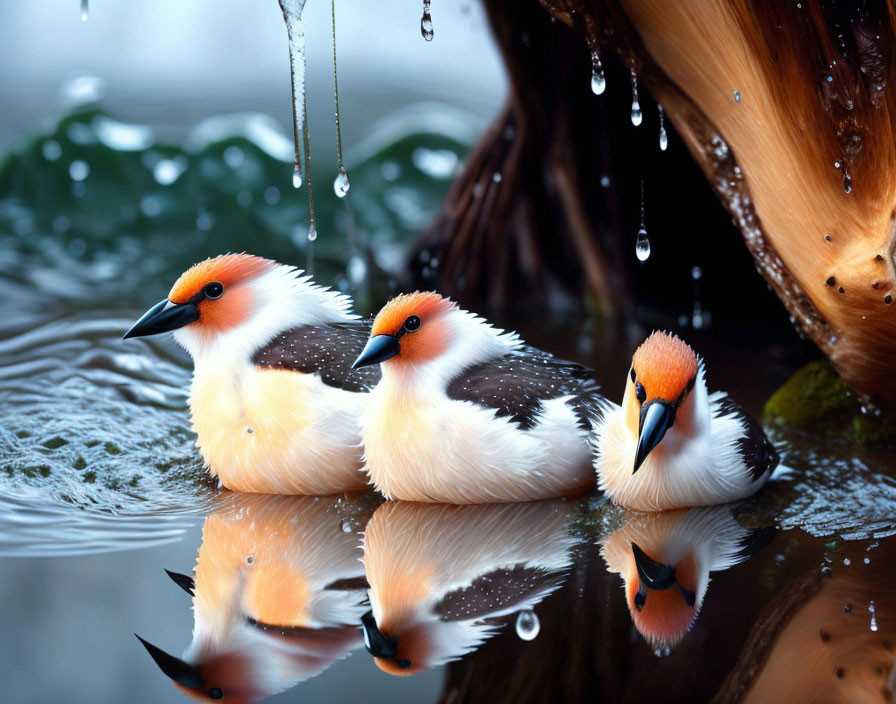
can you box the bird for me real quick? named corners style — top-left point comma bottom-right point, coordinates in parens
top-left (123, 253), bottom-right (381, 494)
top-left (591, 330), bottom-right (778, 511)
top-left (350, 291), bottom-right (602, 503)
top-left (136, 493), bottom-right (371, 702)
top-left (600, 505), bottom-right (774, 653)
top-left (359, 500), bottom-right (576, 676)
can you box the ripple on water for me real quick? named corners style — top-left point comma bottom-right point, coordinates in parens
top-left (0, 312), bottom-right (213, 555)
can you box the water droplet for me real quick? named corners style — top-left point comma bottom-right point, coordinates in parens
top-left (80, 0), bottom-right (89, 22)
top-left (820, 565), bottom-right (833, 576)
top-left (492, 172), bottom-right (502, 183)
top-left (600, 176), bottom-right (610, 188)
top-left (590, 48), bottom-right (606, 95)
top-left (635, 227), bottom-right (651, 262)
top-left (843, 174), bottom-right (852, 194)
top-left (246, 555), bottom-right (254, 564)
top-left (340, 520), bottom-right (353, 534)
top-left (421, 0), bottom-right (434, 41)
top-left (843, 557), bottom-right (851, 565)
top-left (307, 226), bottom-right (318, 242)
top-left (515, 610), bottom-right (540, 640)
top-left (691, 266), bottom-right (702, 280)
top-left (293, 165), bottom-right (302, 189)
top-left (653, 646), bottom-right (672, 657)
top-left (630, 68), bottom-right (642, 126)
top-left (733, 89), bottom-right (741, 102)
top-left (658, 105), bottom-right (668, 151)
top-left (42, 140), bottom-right (62, 162)
top-left (334, 168), bottom-right (350, 197)
top-left (863, 556), bottom-right (870, 564)
top-left (869, 601), bottom-right (878, 631)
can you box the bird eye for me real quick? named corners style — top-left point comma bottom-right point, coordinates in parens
top-left (403, 315), bottom-right (421, 332)
top-left (630, 368), bottom-right (636, 383)
top-left (634, 589), bottom-right (646, 612)
top-left (206, 688), bottom-right (223, 700)
top-left (204, 282), bottom-right (224, 299)
top-left (635, 382), bottom-right (647, 404)
top-left (397, 658), bottom-right (412, 669)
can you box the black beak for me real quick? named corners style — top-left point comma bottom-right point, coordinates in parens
top-left (165, 569), bottom-right (195, 596)
top-left (634, 400), bottom-right (676, 473)
top-left (123, 299), bottom-right (200, 340)
top-left (135, 634), bottom-right (203, 688)
top-left (360, 610), bottom-right (398, 659)
top-left (352, 334), bottom-right (400, 369)
top-left (631, 542), bottom-right (677, 591)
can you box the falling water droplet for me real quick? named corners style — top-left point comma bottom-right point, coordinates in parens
top-left (869, 601), bottom-right (878, 631)
top-left (330, 0), bottom-right (350, 199)
top-left (515, 610), bottom-right (540, 640)
top-left (658, 105), bottom-right (668, 151)
top-left (334, 168), bottom-right (350, 197)
top-left (635, 180), bottom-right (650, 261)
top-left (734, 89), bottom-right (741, 102)
top-left (308, 225), bottom-right (318, 242)
top-left (590, 48), bottom-right (606, 95)
top-left (292, 165), bottom-right (302, 188)
top-left (636, 228), bottom-right (651, 261)
top-left (630, 68), bottom-right (642, 126)
top-left (421, 0), bottom-right (434, 41)
top-left (80, 0), bottom-right (89, 22)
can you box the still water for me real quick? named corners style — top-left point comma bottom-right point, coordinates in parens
top-left (1, 103), bottom-right (895, 702)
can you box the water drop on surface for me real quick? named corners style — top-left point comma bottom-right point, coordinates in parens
top-left (734, 89), bottom-right (741, 102)
top-left (869, 601), bottom-right (878, 631)
top-left (635, 228), bottom-right (651, 262)
top-left (421, 0), bottom-right (434, 41)
top-left (334, 168), bottom-right (350, 197)
top-left (340, 520), bottom-right (353, 534)
top-left (293, 165), bottom-right (302, 188)
top-left (653, 646), bottom-right (672, 658)
top-left (515, 610), bottom-right (539, 641)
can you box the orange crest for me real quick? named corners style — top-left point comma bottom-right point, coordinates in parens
top-left (168, 253), bottom-right (274, 304)
top-left (632, 331), bottom-right (698, 402)
top-left (371, 292), bottom-right (455, 365)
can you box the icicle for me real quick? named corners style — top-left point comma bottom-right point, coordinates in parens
top-left (331, 0), bottom-right (350, 198)
top-left (630, 67), bottom-right (643, 127)
top-left (589, 41), bottom-right (606, 95)
top-left (279, 0), bottom-right (308, 189)
top-left (636, 180), bottom-right (650, 262)
top-left (80, 0), bottom-right (89, 22)
top-left (658, 105), bottom-right (668, 151)
top-left (421, 0), bottom-right (434, 41)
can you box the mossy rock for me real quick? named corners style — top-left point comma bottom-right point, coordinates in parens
top-left (763, 360), bottom-right (896, 446)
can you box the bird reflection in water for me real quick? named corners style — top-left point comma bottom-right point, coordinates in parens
top-left (600, 505), bottom-right (775, 654)
top-left (359, 500), bottom-right (577, 675)
top-left (137, 493), bottom-right (373, 702)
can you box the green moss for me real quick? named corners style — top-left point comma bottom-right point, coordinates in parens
top-left (15, 430), bottom-right (30, 439)
top-left (763, 360), bottom-right (896, 446)
top-left (103, 442), bottom-right (122, 455)
top-left (41, 436), bottom-right (68, 450)
top-left (83, 471), bottom-right (97, 484)
top-left (73, 456), bottom-right (87, 470)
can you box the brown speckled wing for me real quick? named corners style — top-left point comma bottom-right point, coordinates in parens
top-left (714, 396), bottom-right (779, 480)
top-left (446, 346), bottom-right (603, 431)
top-left (433, 564), bottom-right (566, 621)
top-left (252, 322), bottom-right (381, 393)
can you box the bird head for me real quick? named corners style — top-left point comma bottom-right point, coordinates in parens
top-left (625, 331), bottom-right (699, 473)
top-left (124, 253), bottom-right (274, 341)
top-left (625, 542), bottom-right (699, 652)
top-left (123, 253), bottom-right (354, 359)
top-left (352, 292), bottom-right (456, 370)
top-left (136, 635), bottom-right (258, 703)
